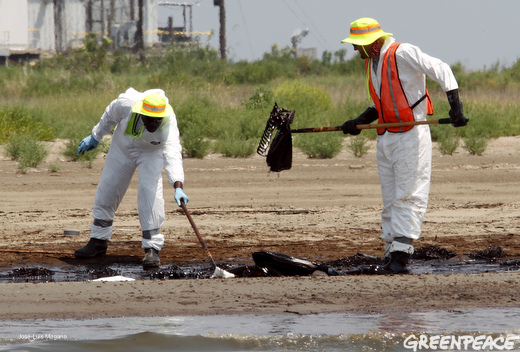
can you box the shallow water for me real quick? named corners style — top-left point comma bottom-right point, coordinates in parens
top-left (2, 308), bottom-right (520, 351)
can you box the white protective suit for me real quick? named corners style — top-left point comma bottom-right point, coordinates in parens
top-left (88, 88), bottom-right (184, 250)
top-left (370, 37), bottom-right (458, 256)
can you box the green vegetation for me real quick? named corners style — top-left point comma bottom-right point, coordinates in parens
top-left (438, 136), bottom-right (460, 156)
top-left (49, 164), bottom-right (61, 173)
top-left (4, 133), bottom-right (48, 173)
top-left (463, 135), bottom-right (488, 156)
top-left (296, 133), bottom-right (343, 159)
top-left (347, 136), bottom-right (371, 158)
top-left (0, 106), bottom-right (55, 143)
top-left (1, 37), bottom-right (520, 163)
top-left (63, 136), bottom-right (109, 168)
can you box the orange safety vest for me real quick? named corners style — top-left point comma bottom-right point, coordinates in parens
top-left (366, 43), bottom-right (434, 135)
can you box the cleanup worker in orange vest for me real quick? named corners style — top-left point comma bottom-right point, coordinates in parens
top-left (340, 18), bottom-right (467, 274)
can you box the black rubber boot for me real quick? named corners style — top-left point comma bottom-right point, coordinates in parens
top-left (383, 251), bottom-right (410, 274)
top-left (360, 251), bottom-right (410, 275)
top-left (74, 238), bottom-right (108, 258)
top-left (142, 248), bottom-right (160, 268)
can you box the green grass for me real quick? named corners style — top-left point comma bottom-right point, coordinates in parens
top-left (0, 106), bottom-right (55, 143)
top-left (1, 39), bottom-right (520, 160)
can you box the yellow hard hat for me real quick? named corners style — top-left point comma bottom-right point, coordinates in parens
top-left (341, 18), bottom-right (392, 46)
top-left (132, 93), bottom-right (174, 118)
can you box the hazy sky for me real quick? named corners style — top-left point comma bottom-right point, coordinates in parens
top-left (158, 0), bottom-right (520, 71)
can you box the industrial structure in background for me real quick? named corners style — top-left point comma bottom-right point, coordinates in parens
top-left (0, 0), bottom-right (212, 66)
top-left (0, 0), bottom-right (310, 65)
top-left (157, 2), bottom-right (211, 45)
top-left (291, 28), bottom-right (316, 60)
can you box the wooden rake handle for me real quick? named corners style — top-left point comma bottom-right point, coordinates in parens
top-left (288, 118), bottom-right (455, 134)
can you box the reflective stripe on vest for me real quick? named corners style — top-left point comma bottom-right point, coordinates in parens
top-left (366, 43), bottom-right (433, 135)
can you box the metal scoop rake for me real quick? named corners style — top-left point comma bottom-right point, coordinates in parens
top-left (180, 200), bottom-right (235, 279)
top-left (257, 103), bottom-right (467, 172)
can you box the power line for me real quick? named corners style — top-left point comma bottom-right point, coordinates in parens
top-left (292, 0), bottom-right (329, 47)
top-left (237, 0), bottom-right (255, 59)
top-left (281, 0), bottom-right (329, 48)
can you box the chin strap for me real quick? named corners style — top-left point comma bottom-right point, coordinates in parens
top-left (365, 58), bottom-right (371, 101)
top-left (125, 113), bottom-right (145, 140)
top-left (132, 125), bottom-right (145, 140)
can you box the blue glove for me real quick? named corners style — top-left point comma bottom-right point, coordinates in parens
top-left (77, 134), bottom-right (99, 155)
top-left (174, 188), bottom-right (189, 206)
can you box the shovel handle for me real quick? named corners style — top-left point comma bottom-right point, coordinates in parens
top-left (288, 118), bottom-right (465, 133)
top-left (180, 200), bottom-right (218, 268)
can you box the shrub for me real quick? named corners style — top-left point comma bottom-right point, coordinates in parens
top-left (245, 86), bottom-right (274, 110)
top-left (273, 81), bottom-right (333, 121)
top-left (215, 135), bottom-right (256, 157)
top-left (4, 133), bottom-right (48, 172)
top-left (463, 136), bottom-right (488, 156)
top-left (49, 164), bottom-right (61, 173)
top-left (63, 135), bottom-right (103, 168)
top-left (347, 135), bottom-right (370, 158)
top-left (294, 133), bottom-right (343, 159)
top-left (174, 96), bottom-right (215, 139)
top-left (227, 60), bottom-right (285, 84)
top-left (181, 126), bottom-right (212, 159)
top-left (460, 102), bottom-right (520, 139)
top-left (432, 126), bottom-right (461, 155)
top-left (438, 135), bottom-right (460, 155)
top-left (0, 106), bottom-right (55, 143)
top-left (236, 109), bottom-right (268, 140)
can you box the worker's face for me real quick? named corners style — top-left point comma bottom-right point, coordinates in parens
top-left (353, 39), bottom-right (381, 59)
top-left (353, 44), bottom-right (369, 59)
top-left (141, 115), bottom-right (163, 133)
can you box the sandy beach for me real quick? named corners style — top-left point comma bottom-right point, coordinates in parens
top-left (1, 136), bottom-right (519, 320)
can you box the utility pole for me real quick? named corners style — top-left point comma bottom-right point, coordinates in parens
top-left (100, 0), bottom-right (105, 37)
top-left (214, 0), bottom-right (226, 60)
top-left (135, 0), bottom-right (144, 52)
top-left (108, 0), bottom-right (115, 40)
top-left (53, 0), bottom-right (65, 52)
top-left (168, 16), bottom-right (173, 45)
top-left (86, 0), bottom-right (93, 33)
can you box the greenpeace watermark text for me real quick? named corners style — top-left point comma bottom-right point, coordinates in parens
top-left (403, 334), bottom-right (519, 351)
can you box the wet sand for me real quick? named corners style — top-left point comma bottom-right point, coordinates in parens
top-left (2, 272), bottom-right (520, 320)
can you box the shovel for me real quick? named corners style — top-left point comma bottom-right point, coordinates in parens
top-left (180, 200), bottom-right (235, 279)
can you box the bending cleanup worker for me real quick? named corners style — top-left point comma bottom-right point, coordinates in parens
top-left (340, 18), bottom-right (467, 274)
top-left (74, 88), bottom-right (189, 268)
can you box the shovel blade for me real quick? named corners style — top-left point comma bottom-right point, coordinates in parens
top-left (212, 266), bottom-right (236, 279)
